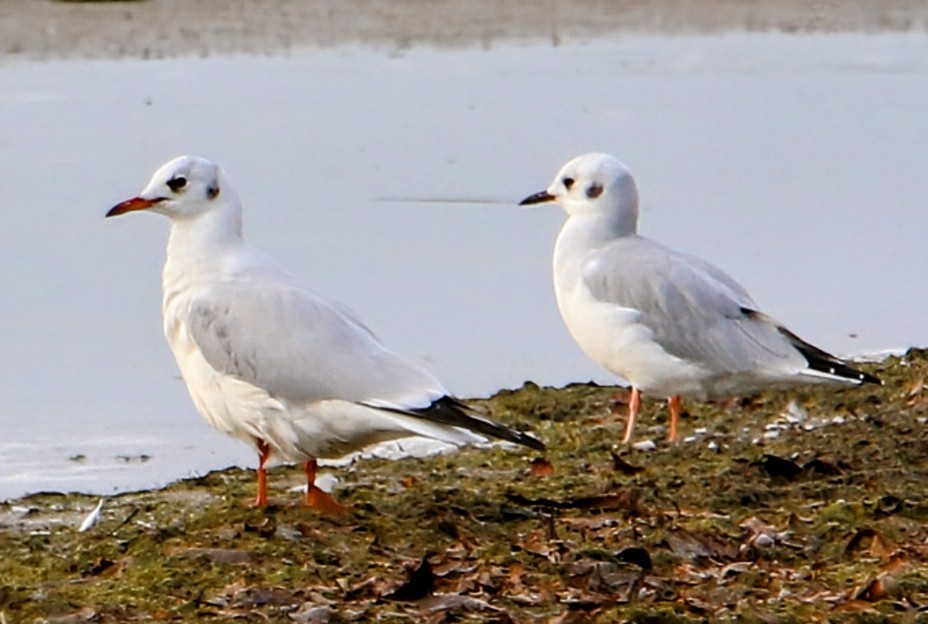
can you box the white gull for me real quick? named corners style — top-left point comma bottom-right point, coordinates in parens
top-left (520, 153), bottom-right (879, 443)
top-left (106, 156), bottom-right (543, 511)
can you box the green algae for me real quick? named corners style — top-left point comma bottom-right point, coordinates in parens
top-left (2, 350), bottom-right (928, 622)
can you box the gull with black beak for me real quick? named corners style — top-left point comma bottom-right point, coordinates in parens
top-left (107, 156), bottom-right (544, 512)
top-left (520, 152), bottom-right (880, 443)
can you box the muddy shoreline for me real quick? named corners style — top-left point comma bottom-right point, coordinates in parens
top-left (2, 0), bottom-right (928, 61)
top-left (2, 351), bottom-right (928, 621)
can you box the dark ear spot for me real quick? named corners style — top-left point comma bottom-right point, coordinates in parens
top-left (207, 184), bottom-right (220, 199)
top-left (586, 183), bottom-right (604, 199)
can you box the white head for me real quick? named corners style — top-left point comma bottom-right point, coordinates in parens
top-left (520, 153), bottom-right (640, 234)
top-left (106, 156), bottom-right (238, 222)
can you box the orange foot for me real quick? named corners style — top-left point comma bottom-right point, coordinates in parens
top-left (305, 486), bottom-right (350, 516)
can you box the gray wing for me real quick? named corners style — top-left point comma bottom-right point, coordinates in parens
top-left (581, 236), bottom-right (805, 375)
top-left (185, 281), bottom-right (445, 408)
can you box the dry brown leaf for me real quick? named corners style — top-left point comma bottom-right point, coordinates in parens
top-left (845, 527), bottom-right (894, 560)
top-left (666, 528), bottom-right (735, 563)
top-left (504, 562), bottom-right (526, 594)
top-left (907, 377), bottom-right (925, 397)
top-left (44, 608), bottom-right (99, 624)
top-left (167, 546), bottom-right (253, 565)
top-left (832, 598), bottom-right (878, 612)
top-left (230, 585), bottom-right (302, 609)
top-left (530, 457), bottom-right (555, 477)
top-left (881, 551), bottom-right (909, 574)
top-left (610, 451), bottom-right (645, 476)
top-left (82, 556), bottom-right (119, 577)
top-left (519, 529), bottom-right (564, 563)
top-left (344, 576), bottom-right (386, 601)
top-left (417, 594), bottom-right (499, 616)
top-left (385, 554), bottom-right (435, 602)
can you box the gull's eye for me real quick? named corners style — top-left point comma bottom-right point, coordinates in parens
top-left (166, 176), bottom-right (188, 192)
top-left (562, 177), bottom-right (575, 190)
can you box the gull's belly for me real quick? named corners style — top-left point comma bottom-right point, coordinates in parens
top-left (167, 319), bottom-right (262, 441)
top-left (163, 308), bottom-right (420, 462)
top-left (558, 288), bottom-right (708, 398)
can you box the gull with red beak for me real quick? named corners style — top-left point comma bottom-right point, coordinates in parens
top-left (520, 153), bottom-right (880, 444)
top-left (107, 156), bottom-right (543, 512)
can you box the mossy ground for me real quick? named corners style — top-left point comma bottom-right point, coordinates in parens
top-left (3, 350), bottom-right (928, 622)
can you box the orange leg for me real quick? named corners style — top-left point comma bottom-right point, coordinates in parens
top-left (254, 439), bottom-right (270, 507)
top-left (622, 387), bottom-right (642, 443)
top-left (304, 458), bottom-right (349, 515)
top-left (667, 395), bottom-right (682, 443)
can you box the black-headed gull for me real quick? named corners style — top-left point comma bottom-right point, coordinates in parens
top-left (520, 152), bottom-right (880, 443)
top-left (107, 156), bottom-right (543, 511)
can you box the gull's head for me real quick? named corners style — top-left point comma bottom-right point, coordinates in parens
top-left (106, 156), bottom-right (232, 221)
top-left (519, 153), bottom-right (639, 228)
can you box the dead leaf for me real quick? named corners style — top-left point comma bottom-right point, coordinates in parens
top-left (610, 451), bottom-right (645, 476)
top-left (290, 604), bottom-right (335, 624)
top-left (718, 561), bottom-right (754, 583)
top-left (615, 546), bottom-right (652, 571)
top-left (739, 516), bottom-right (794, 551)
top-left (82, 556), bottom-right (118, 577)
top-left (519, 529), bottom-right (566, 564)
top-left (853, 573), bottom-right (899, 602)
top-left (168, 547), bottom-right (254, 565)
top-left (573, 491), bottom-right (643, 513)
top-left (504, 562), bottom-right (526, 594)
top-left (665, 529), bottom-right (735, 563)
top-left (243, 516), bottom-right (276, 538)
top-left (417, 594), bottom-right (500, 616)
top-left (832, 599), bottom-right (879, 612)
top-left (531, 457), bottom-right (555, 477)
top-left (610, 389), bottom-right (632, 405)
top-left (845, 528), bottom-right (894, 560)
top-left (385, 554), bottom-right (435, 602)
top-left (803, 458), bottom-right (843, 477)
top-left (876, 495), bottom-right (903, 516)
top-left (759, 454), bottom-right (802, 480)
top-left (506, 490), bottom-right (643, 515)
top-left (344, 576), bottom-right (385, 601)
top-left (882, 551), bottom-right (909, 574)
top-left (431, 556), bottom-right (474, 579)
top-left (44, 608), bottom-right (98, 624)
top-left (558, 587), bottom-right (609, 609)
top-left (294, 521), bottom-right (326, 539)
top-left (568, 561), bottom-right (639, 594)
top-left (230, 585), bottom-right (302, 608)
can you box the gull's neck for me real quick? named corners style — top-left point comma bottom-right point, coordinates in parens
top-left (166, 200), bottom-right (243, 263)
top-left (555, 201), bottom-right (638, 260)
top-left (162, 199), bottom-right (245, 304)
top-left (553, 204), bottom-right (638, 302)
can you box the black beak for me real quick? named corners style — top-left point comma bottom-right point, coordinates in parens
top-left (518, 190), bottom-right (556, 206)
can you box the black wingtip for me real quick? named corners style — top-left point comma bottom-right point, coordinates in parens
top-left (772, 323), bottom-right (882, 386)
top-left (855, 369), bottom-right (882, 386)
top-left (406, 396), bottom-right (546, 451)
top-left (806, 357), bottom-right (882, 386)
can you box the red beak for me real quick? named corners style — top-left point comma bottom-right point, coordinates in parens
top-left (106, 196), bottom-right (164, 218)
